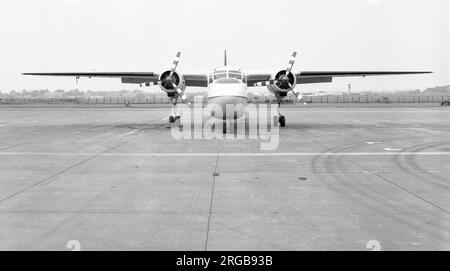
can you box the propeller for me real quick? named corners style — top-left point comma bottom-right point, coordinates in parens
top-left (284, 51), bottom-right (304, 102)
top-left (254, 51), bottom-right (305, 104)
top-left (161, 51), bottom-right (181, 88)
top-left (254, 51), bottom-right (297, 89)
top-left (277, 51), bottom-right (297, 89)
top-left (158, 51), bottom-right (188, 102)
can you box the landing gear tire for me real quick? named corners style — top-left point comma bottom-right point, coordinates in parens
top-left (279, 115), bottom-right (286, 128)
top-left (169, 116), bottom-right (175, 123)
top-left (174, 116), bottom-right (181, 127)
top-left (223, 121), bottom-right (227, 134)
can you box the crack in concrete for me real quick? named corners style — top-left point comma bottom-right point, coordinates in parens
top-left (0, 141), bottom-right (128, 204)
top-left (204, 142), bottom-right (221, 251)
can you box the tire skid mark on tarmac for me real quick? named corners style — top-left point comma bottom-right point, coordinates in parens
top-left (0, 142), bottom-right (32, 151)
top-left (311, 141), bottom-right (449, 244)
top-left (393, 142), bottom-right (450, 190)
top-left (334, 142), bottom-right (450, 217)
top-left (342, 141), bottom-right (449, 216)
top-left (339, 148), bottom-right (450, 243)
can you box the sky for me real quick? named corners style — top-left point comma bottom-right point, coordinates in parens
top-left (0, 0), bottom-right (448, 93)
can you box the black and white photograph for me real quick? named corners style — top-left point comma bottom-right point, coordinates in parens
top-left (0, 0), bottom-right (449, 255)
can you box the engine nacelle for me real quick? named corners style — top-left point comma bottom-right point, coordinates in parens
top-left (158, 70), bottom-right (185, 94)
top-left (267, 70), bottom-right (296, 94)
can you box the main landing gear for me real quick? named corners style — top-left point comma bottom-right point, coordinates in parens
top-left (278, 114), bottom-right (286, 128)
top-left (169, 101), bottom-right (181, 124)
top-left (277, 99), bottom-right (286, 128)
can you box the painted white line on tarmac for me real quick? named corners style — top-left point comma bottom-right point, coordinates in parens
top-left (383, 148), bottom-right (403, 151)
top-left (283, 110), bottom-right (445, 113)
top-left (0, 152), bottom-right (449, 157)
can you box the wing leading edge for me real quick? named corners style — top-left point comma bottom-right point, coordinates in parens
top-left (247, 71), bottom-right (432, 86)
top-left (22, 72), bottom-right (157, 77)
top-left (24, 70), bottom-right (431, 87)
top-left (22, 72), bottom-right (159, 85)
top-left (297, 71), bottom-right (433, 85)
top-left (22, 72), bottom-right (209, 87)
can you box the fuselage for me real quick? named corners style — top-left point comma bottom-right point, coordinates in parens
top-left (206, 66), bottom-right (248, 119)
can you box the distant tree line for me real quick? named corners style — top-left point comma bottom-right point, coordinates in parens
top-left (1, 85), bottom-right (449, 99)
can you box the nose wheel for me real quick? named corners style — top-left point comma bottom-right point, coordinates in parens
top-left (222, 112), bottom-right (239, 134)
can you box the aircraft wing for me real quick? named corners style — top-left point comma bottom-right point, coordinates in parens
top-left (247, 71), bottom-right (432, 86)
top-left (23, 72), bottom-right (160, 85)
top-left (23, 72), bottom-right (209, 87)
top-left (24, 70), bottom-right (431, 87)
top-left (247, 74), bottom-right (272, 86)
top-left (182, 74), bottom-right (209, 87)
top-left (297, 71), bottom-right (432, 84)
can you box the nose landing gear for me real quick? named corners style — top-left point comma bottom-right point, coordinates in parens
top-left (222, 112), bottom-right (238, 134)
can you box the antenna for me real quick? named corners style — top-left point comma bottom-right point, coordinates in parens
top-left (224, 49), bottom-right (228, 66)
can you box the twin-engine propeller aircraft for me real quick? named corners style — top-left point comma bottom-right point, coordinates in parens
top-left (24, 51), bottom-right (431, 129)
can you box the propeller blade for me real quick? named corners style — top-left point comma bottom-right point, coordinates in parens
top-left (291, 89), bottom-right (304, 103)
top-left (169, 51), bottom-right (182, 77)
top-left (171, 82), bottom-right (187, 101)
top-left (286, 51), bottom-right (297, 75)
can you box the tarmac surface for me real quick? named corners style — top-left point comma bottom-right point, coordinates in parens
top-left (0, 105), bottom-right (449, 250)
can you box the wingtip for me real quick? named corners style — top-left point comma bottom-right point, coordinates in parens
top-left (418, 71), bottom-right (433, 74)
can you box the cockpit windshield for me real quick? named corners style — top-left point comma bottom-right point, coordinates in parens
top-left (228, 70), bottom-right (242, 80)
top-left (212, 69), bottom-right (244, 82)
top-left (213, 70), bottom-right (227, 80)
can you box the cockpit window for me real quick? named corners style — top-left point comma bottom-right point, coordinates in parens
top-left (211, 69), bottom-right (245, 82)
top-left (228, 70), bottom-right (242, 80)
top-left (214, 70), bottom-right (227, 80)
